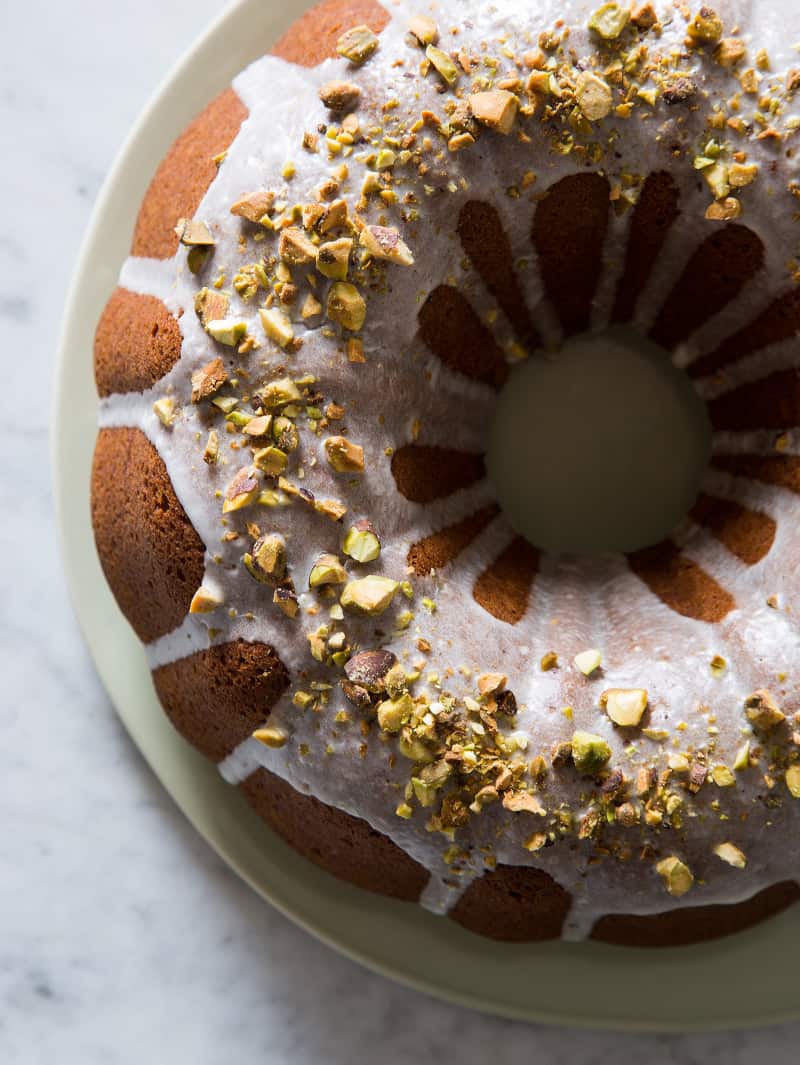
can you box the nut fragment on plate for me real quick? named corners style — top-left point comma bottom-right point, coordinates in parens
top-left (468, 90), bottom-right (519, 133)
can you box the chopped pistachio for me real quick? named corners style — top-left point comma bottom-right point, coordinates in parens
top-left (242, 414), bottom-right (272, 438)
top-left (343, 519), bottom-right (381, 562)
top-left (325, 282), bottom-right (365, 332)
top-left (259, 376), bottom-right (302, 409)
top-left (468, 90), bottom-right (518, 134)
top-left (253, 446), bottom-right (288, 476)
top-left (175, 217), bottom-right (215, 246)
top-left (152, 396), bottom-right (175, 427)
top-left (194, 287), bottom-right (229, 328)
top-left (301, 292), bottom-right (323, 319)
top-left (377, 692), bottom-right (414, 733)
top-left (243, 532), bottom-right (287, 585)
top-left (785, 764), bottom-right (800, 798)
top-left (687, 6), bottom-right (724, 44)
top-left (714, 37), bottom-right (746, 67)
top-left (279, 226), bottom-right (318, 265)
top-left (258, 307), bottom-right (294, 349)
top-left (252, 726), bottom-right (288, 749)
top-left (206, 319), bottom-right (247, 346)
top-left (203, 429), bottom-right (220, 465)
top-left (341, 575), bottom-right (399, 615)
top-left (588, 2), bottom-right (630, 40)
top-left (540, 651), bottom-right (558, 671)
top-left (324, 435), bottom-right (364, 473)
top-left (359, 224), bottom-right (414, 265)
top-left (189, 586), bottom-right (223, 614)
top-left (187, 246), bottom-right (210, 274)
top-left (574, 649), bottom-right (602, 675)
top-left (316, 237), bottom-right (352, 279)
top-left (714, 842), bottom-right (746, 868)
top-left (229, 190), bottom-right (274, 223)
top-left (729, 163), bottom-right (758, 187)
top-left (571, 730), bottom-right (611, 774)
top-left (319, 80), bottom-right (362, 111)
top-left (711, 764), bottom-right (735, 787)
top-left (191, 357), bottom-right (228, 403)
top-left (575, 72), bottom-right (613, 121)
top-left (705, 197), bottom-right (741, 221)
top-left (409, 13), bottom-right (438, 44)
top-left (309, 553), bottom-right (348, 588)
top-left (273, 586), bottom-right (299, 618)
top-left (336, 24), bottom-right (379, 65)
top-left (601, 688), bottom-right (648, 727)
top-left (745, 689), bottom-right (785, 731)
top-left (655, 856), bottom-right (694, 897)
top-left (223, 466), bottom-right (261, 514)
top-left (426, 44), bottom-right (459, 85)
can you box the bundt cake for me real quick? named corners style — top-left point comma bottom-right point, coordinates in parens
top-left (92, 0), bottom-right (800, 945)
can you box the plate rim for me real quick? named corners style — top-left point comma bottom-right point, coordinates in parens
top-left (52, 0), bottom-right (800, 1032)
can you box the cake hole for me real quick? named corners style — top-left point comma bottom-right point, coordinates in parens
top-left (486, 328), bottom-right (712, 554)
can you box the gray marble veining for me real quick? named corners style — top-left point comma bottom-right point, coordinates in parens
top-left (2, 1), bottom-right (799, 1061)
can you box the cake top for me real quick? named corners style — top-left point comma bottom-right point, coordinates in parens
top-left (102, 0), bottom-right (800, 933)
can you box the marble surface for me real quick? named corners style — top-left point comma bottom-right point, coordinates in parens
top-left (2, 0), bottom-right (800, 1060)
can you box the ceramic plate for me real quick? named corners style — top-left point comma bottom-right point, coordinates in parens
top-left (53, 0), bottom-right (800, 1030)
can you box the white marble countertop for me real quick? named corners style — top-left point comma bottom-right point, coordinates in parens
top-left (3, 0), bottom-right (800, 1060)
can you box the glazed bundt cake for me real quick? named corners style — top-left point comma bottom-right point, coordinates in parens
top-left (92, 0), bottom-right (800, 945)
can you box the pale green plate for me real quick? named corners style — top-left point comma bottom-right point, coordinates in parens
top-left (53, 0), bottom-right (800, 1030)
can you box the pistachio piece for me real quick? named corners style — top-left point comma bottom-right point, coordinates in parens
top-left (601, 688), bottom-right (648, 727)
top-left (191, 357), bottom-right (228, 403)
top-left (344, 649), bottom-right (398, 692)
top-left (301, 292), bottom-right (323, 320)
top-left (206, 319), bottom-right (247, 347)
top-left (252, 726), bottom-right (288, 749)
top-left (574, 649), bottom-right (602, 675)
top-left (316, 237), bottom-right (352, 280)
top-left (575, 71), bottom-right (613, 121)
top-left (705, 197), bottom-right (741, 221)
top-left (279, 226), bottom-right (318, 265)
top-left (223, 466), bottom-right (261, 513)
top-left (326, 282), bottom-right (366, 331)
top-left (341, 575), bottom-right (399, 615)
top-left (189, 586), bottom-right (223, 614)
top-left (342, 519), bottom-right (381, 562)
top-left (336, 24), bottom-right (379, 65)
top-left (175, 217), bottom-right (215, 246)
top-left (309, 553), bottom-right (348, 588)
top-left (571, 730), bottom-right (611, 774)
top-left (745, 689), bottom-right (785, 731)
top-left (714, 842), bottom-right (746, 868)
top-left (687, 6), bottom-right (724, 44)
top-left (785, 764), bottom-right (800, 798)
top-left (714, 37), bottom-right (746, 66)
top-left (409, 15), bottom-right (438, 45)
top-left (319, 80), bottom-right (362, 111)
top-left (377, 692), bottom-right (414, 733)
top-left (203, 429), bottom-right (220, 465)
top-left (243, 532), bottom-right (287, 585)
top-left (663, 77), bottom-right (697, 104)
top-left (253, 446), bottom-right (288, 476)
top-left (242, 414), bottom-right (273, 438)
top-left (324, 435), bottom-right (364, 473)
top-left (258, 376), bottom-right (302, 409)
top-left (152, 396), bottom-right (175, 427)
top-left (426, 44), bottom-right (458, 85)
top-left (272, 415), bottom-right (299, 451)
top-left (229, 190), bottom-right (274, 223)
top-left (468, 90), bottom-right (518, 134)
top-left (729, 163), bottom-right (758, 187)
top-left (359, 224), bottom-right (414, 265)
top-left (588, 2), bottom-right (630, 39)
top-left (655, 856), bottom-right (694, 897)
top-left (258, 307), bottom-right (294, 349)
top-left (318, 199), bottom-right (349, 234)
top-left (631, 2), bottom-right (657, 29)
top-left (194, 287), bottom-right (229, 329)
top-left (477, 672), bottom-right (507, 695)
top-left (273, 586), bottom-right (299, 618)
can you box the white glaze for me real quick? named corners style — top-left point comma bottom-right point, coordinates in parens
top-left (99, 0), bottom-right (800, 936)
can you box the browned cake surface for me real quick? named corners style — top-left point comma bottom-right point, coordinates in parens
top-left (240, 767), bottom-right (429, 900)
top-left (272, 0), bottom-right (389, 66)
top-left (450, 864), bottom-right (571, 941)
top-left (92, 427), bottom-right (206, 643)
top-left (592, 880), bottom-right (800, 948)
top-left (612, 171), bottom-right (680, 324)
top-left (94, 288), bottom-right (183, 397)
top-left (153, 641), bottom-right (289, 761)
